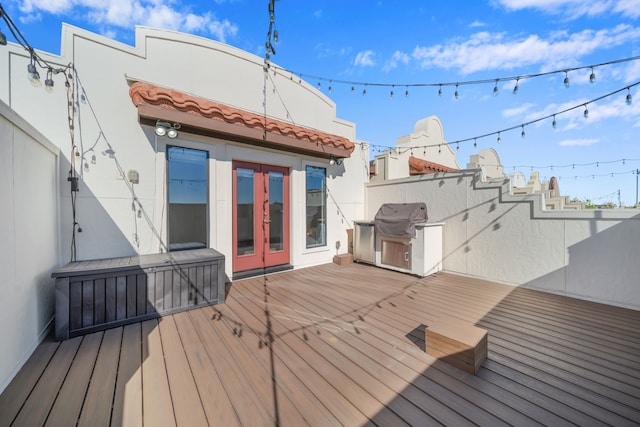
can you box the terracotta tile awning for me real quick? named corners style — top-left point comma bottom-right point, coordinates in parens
top-left (409, 156), bottom-right (459, 175)
top-left (129, 82), bottom-right (354, 158)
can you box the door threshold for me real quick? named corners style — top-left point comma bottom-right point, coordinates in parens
top-left (232, 264), bottom-right (293, 280)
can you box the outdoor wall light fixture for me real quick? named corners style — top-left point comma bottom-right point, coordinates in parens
top-left (329, 155), bottom-right (342, 166)
top-left (155, 121), bottom-right (180, 138)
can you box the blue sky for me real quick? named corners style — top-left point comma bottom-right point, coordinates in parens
top-left (2, 0), bottom-right (640, 205)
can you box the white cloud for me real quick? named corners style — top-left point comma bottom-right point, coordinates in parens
top-left (382, 50), bottom-right (410, 72)
top-left (17, 0), bottom-right (238, 42)
top-left (354, 50), bottom-right (376, 67)
top-left (502, 102), bottom-right (536, 118)
top-left (469, 20), bottom-right (486, 28)
top-left (411, 25), bottom-right (640, 74)
top-left (558, 138), bottom-right (599, 146)
top-left (494, 0), bottom-right (639, 19)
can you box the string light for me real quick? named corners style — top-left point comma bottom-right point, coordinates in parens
top-left (44, 68), bottom-right (54, 93)
top-left (454, 83), bottom-right (459, 99)
top-left (493, 79), bottom-right (499, 96)
top-left (368, 80), bottom-right (639, 154)
top-left (390, 85), bottom-right (394, 98)
top-left (589, 67), bottom-right (596, 84)
top-left (520, 125), bottom-right (525, 138)
top-left (564, 71), bottom-right (570, 88)
top-left (506, 158), bottom-right (639, 170)
top-left (405, 86), bottom-right (409, 98)
top-left (513, 78), bottom-right (519, 95)
top-left (272, 56), bottom-right (640, 96)
top-left (497, 132), bottom-right (501, 144)
top-left (626, 87), bottom-right (632, 105)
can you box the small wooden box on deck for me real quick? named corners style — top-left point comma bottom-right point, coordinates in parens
top-left (425, 318), bottom-right (488, 375)
top-left (333, 254), bottom-right (354, 265)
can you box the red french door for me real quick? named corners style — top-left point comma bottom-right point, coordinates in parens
top-left (232, 161), bottom-right (290, 273)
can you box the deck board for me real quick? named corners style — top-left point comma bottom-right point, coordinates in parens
top-left (111, 323), bottom-right (142, 427)
top-left (2, 263), bottom-right (640, 426)
top-left (11, 336), bottom-right (81, 427)
top-left (157, 316), bottom-right (209, 427)
top-left (141, 319), bottom-right (176, 427)
top-left (0, 338), bottom-right (58, 426)
top-left (78, 327), bottom-right (123, 427)
top-left (45, 332), bottom-right (102, 426)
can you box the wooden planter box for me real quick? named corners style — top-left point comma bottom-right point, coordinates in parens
top-left (52, 249), bottom-right (225, 340)
top-left (425, 318), bottom-right (488, 375)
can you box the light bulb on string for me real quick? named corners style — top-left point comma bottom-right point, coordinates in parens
top-left (328, 81), bottom-right (332, 93)
top-left (473, 138), bottom-right (477, 148)
top-left (390, 86), bottom-right (394, 98)
top-left (564, 71), bottom-right (570, 88)
top-left (583, 104), bottom-right (589, 118)
top-left (552, 115), bottom-right (557, 129)
top-left (454, 83), bottom-right (459, 99)
top-left (521, 125), bottom-right (525, 138)
top-left (405, 86), bottom-right (409, 98)
top-left (589, 67), bottom-right (596, 84)
top-left (44, 68), bottom-right (54, 93)
top-left (438, 84), bottom-right (442, 97)
top-left (626, 87), bottom-right (632, 105)
top-left (362, 87), bottom-right (367, 96)
top-left (497, 132), bottom-right (501, 144)
top-left (513, 79), bottom-right (519, 95)
top-left (27, 54), bottom-right (41, 87)
top-left (493, 80), bottom-right (499, 96)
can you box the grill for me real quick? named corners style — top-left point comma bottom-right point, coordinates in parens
top-left (354, 203), bottom-right (443, 277)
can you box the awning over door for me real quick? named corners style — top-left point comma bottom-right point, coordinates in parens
top-left (129, 81), bottom-right (354, 159)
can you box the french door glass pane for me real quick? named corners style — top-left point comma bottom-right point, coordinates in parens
top-left (236, 168), bottom-right (255, 256)
top-left (167, 146), bottom-right (207, 251)
top-left (269, 171), bottom-right (284, 251)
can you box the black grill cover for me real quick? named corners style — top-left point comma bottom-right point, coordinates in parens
top-left (374, 203), bottom-right (428, 238)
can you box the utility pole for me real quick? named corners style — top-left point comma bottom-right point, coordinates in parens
top-left (636, 169), bottom-right (639, 207)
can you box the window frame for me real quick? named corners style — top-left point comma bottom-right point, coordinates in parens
top-left (305, 164), bottom-right (327, 249)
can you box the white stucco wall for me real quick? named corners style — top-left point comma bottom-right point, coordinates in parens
top-left (366, 170), bottom-right (640, 310)
top-left (372, 115), bottom-right (460, 182)
top-left (0, 24), bottom-right (366, 279)
top-left (0, 101), bottom-right (59, 393)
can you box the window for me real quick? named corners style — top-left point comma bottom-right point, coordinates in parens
top-left (306, 165), bottom-right (326, 248)
top-left (167, 146), bottom-right (208, 251)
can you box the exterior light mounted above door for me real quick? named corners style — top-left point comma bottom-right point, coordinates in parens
top-left (155, 120), bottom-right (181, 138)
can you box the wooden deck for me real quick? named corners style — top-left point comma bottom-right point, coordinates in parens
top-left (1, 263), bottom-right (639, 426)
